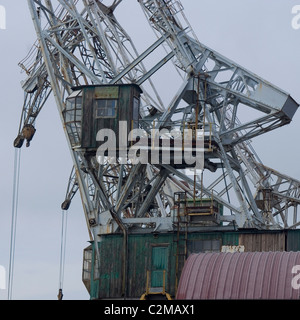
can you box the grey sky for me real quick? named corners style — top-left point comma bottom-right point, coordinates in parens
top-left (0, 0), bottom-right (299, 300)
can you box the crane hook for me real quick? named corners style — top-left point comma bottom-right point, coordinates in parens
top-left (57, 288), bottom-right (63, 300)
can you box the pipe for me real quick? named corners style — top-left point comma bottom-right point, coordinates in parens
top-left (123, 227), bottom-right (129, 300)
top-left (109, 209), bottom-right (128, 299)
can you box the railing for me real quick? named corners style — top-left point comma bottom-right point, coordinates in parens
top-left (140, 270), bottom-right (172, 300)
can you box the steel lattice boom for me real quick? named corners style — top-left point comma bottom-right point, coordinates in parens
top-left (15, 0), bottom-right (300, 254)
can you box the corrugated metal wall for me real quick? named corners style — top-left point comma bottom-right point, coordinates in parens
top-left (176, 251), bottom-right (300, 300)
top-left (89, 235), bottom-right (122, 299)
top-left (89, 232), bottom-right (239, 299)
top-left (87, 230), bottom-right (300, 299)
top-left (90, 234), bottom-right (177, 299)
top-left (126, 234), bottom-right (177, 298)
top-left (239, 231), bottom-right (286, 252)
top-left (287, 230), bottom-right (300, 251)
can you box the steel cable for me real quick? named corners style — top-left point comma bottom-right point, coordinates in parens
top-left (8, 148), bottom-right (21, 300)
top-left (58, 209), bottom-right (68, 300)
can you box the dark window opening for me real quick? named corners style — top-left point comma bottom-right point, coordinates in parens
top-left (95, 99), bottom-right (117, 118)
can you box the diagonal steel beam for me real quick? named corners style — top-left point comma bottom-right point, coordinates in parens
top-left (137, 168), bottom-right (169, 218)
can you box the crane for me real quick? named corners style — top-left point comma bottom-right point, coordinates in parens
top-left (14, 0), bottom-right (300, 298)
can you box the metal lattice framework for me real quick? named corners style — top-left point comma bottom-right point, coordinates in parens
top-left (15, 0), bottom-right (300, 245)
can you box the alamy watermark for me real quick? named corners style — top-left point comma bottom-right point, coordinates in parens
top-left (292, 5), bottom-right (300, 30)
top-left (292, 265), bottom-right (300, 290)
top-left (96, 121), bottom-right (204, 173)
top-left (0, 265), bottom-right (5, 290)
top-left (0, 5), bottom-right (6, 30)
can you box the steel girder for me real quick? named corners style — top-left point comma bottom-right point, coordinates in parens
top-left (15, 0), bottom-right (300, 235)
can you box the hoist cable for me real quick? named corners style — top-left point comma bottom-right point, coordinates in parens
top-left (58, 209), bottom-right (68, 300)
top-left (8, 148), bottom-right (22, 300)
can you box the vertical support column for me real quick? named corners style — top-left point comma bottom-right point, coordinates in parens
top-left (205, 106), bottom-right (252, 228)
top-left (293, 204), bottom-right (298, 229)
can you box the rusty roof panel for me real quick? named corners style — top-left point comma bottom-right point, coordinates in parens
top-left (176, 252), bottom-right (300, 300)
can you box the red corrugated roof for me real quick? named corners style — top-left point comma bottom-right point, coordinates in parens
top-left (176, 252), bottom-right (300, 300)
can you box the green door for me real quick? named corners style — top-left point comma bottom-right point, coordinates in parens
top-left (151, 246), bottom-right (168, 288)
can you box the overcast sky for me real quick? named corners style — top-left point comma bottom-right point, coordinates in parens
top-left (0, 0), bottom-right (300, 300)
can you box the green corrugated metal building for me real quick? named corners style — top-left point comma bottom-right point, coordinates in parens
top-left (82, 229), bottom-right (300, 300)
top-left (83, 231), bottom-right (241, 299)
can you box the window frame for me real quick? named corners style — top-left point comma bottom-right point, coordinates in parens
top-left (95, 98), bottom-right (118, 119)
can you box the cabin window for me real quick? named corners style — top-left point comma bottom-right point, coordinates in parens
top-left (132, 97), bottom-right (140, 129)
top-left (188, 239), bottom-right (221, 255)
top-left (95, 99), bottom-right (117, 118)
top-left (64, 94), bottom-right (82, 147)
top-left (82, 247), bottom-right (92, 283)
